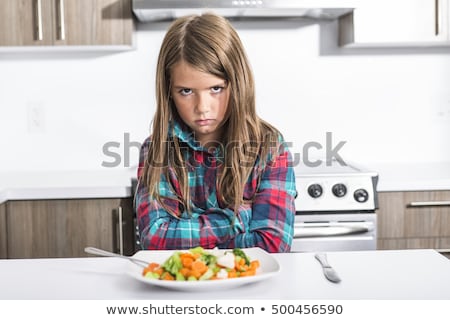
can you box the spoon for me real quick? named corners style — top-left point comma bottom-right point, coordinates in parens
top-left (84, 247), bottom-right (150, 268)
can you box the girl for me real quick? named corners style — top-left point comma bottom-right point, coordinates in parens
top-left (135, 13), bottom-right (296, 253)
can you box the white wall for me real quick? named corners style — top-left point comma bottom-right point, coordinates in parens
top-left (1, 19), bottom-right (449, 174)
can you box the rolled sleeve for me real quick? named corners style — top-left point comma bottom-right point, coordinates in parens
top-left (233, 146), bottom-right (296, 252)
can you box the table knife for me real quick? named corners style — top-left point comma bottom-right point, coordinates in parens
top-left (314, 253), bottom-right (341, 283)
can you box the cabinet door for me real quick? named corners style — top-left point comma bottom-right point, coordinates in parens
top-left (0, 0), bottom-right (132, 47)
top-left (54, 0), bottom-right (133, 46)
top-left (0, 0), bottom-right (54, 46)
top-left (340, 0), bottom-right (450, 46)
top-left (377, 192), bottom-right (405, 239)
top-left (6, 198), bottom-right (135, 259)
top-left (0, 203), bottom-right (7, 258)
top-left (378, 238), bottom-right (440, 250)
top-left (403, 191), bottom-right (450, 238)
top-left (377, 191), bottom-right (450, 250)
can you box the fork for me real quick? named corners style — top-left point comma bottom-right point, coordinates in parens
top-left (84, 247), bottom-right (150, 268)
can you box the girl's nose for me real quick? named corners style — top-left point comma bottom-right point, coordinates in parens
top-left (195, 93), bottom-right (210, 114)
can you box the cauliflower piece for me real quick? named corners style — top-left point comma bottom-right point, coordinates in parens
top-left (216, 268), bottom-right (228, 279)
top-left (216, 252), bottom-right (235, 269)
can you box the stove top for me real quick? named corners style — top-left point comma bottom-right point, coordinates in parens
top-left (293, 160), bottom-right (378, 213)
top-left (294, 159), bottom-right (375, 175)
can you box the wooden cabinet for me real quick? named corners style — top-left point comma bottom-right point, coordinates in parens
top-left (0, 203), bottom-right (6, 258)
top-left (0, 0), bottom-right (52, 46)
top-left (339, 0), bottom-right (450, 47)
top-left (377, 191), bottom-right (450, 250)
top-left (3, 198), bottom-right (136, 259)
top-left (0, 0), bottom-right (133, 47)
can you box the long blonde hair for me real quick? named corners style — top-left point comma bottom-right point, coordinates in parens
top-left (143, 13), bottom-right (281, 215)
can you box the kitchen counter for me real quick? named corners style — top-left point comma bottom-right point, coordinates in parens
top-left (0, 249), bottom-right (449, 299)
top-left (368, 162), bottom-right (450, 192)
top-left (1, 162), bottom-right (450, 204)
top-left (0, 169), bottom-right (136, 204)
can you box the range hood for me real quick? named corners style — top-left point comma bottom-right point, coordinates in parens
top-left (132, 0), bottom-right (356, 22)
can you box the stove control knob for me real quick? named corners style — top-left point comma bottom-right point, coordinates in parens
top-left (307, 184), bottom-right (323, 198)
top-left (354, 188), bottom-right (369, 203)
top-left (332, 183), bottom-right (347, 197)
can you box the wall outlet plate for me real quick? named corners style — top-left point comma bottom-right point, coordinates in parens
top-left (27, 101), bottom-right (45, 134)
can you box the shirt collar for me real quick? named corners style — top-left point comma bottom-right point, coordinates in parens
top-left (169, 120), bottom-right (223, 156)
top-left (169, 120), bottom-right (203, 151)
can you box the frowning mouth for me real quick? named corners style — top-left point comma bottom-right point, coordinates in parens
top-left (195, 119), bottom-right (214, 126)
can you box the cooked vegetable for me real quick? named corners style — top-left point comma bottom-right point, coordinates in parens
top-left (232, 248), bottom-right (250, 265)
top-left (216, 252), bottom-right (235, 269)
top-left (161, 251), bottom-right (182, 275)
top-left (142, 247), bottom-right (260, 281)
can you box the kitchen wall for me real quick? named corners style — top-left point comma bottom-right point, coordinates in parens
top-left (1, 19), bottom-right (449, 174)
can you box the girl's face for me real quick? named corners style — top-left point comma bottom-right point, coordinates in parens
top-left (170, 60), bottom-right (230, 147)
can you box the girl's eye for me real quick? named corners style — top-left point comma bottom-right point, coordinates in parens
top-left (211, 86), bottom-right (223, 94)
top-left (179, 88), bottom-right (192, 96)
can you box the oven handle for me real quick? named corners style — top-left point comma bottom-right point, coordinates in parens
top-left (294, 223), bottom-right (372, 238)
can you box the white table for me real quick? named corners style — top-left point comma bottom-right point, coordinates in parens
top-left (1, 249), bottom-right (449, 299)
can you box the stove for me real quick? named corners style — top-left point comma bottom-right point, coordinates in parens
top-left (291, 160), bottom-right (378, 252)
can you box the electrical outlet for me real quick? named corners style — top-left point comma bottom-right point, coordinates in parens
top-left (436, 107), bottom-right (450, 120)
top-left (27, 101), bottom-right (45, 133)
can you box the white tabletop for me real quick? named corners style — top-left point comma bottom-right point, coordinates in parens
top-left (1, 249), bottom-right (449, 300)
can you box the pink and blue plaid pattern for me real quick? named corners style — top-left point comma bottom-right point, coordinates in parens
top-left (135, 121), bottom-right (296, 253)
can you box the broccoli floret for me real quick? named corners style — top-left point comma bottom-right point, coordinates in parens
top-left (189, 246), bottom-right (205, 254)
top-left (200, 253), bottom-right (217, 265)
top-left (161, 251), bottom-right (182, 275)
top-left (232, 248), bottom-right (250, 265)
top-left (190, 247), bottom-right (217, 265)
top-left (144, 272), bottom-right (160, 279)
top-left (175, 272), bottom-right (185, 281)
top-left (199, 268), bottom-right (214, 281)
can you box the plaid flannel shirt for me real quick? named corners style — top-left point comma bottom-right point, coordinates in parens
top-left (135, 121), bottom-right (297, 253)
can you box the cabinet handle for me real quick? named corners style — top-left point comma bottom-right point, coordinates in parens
top-left (117, 206), bottom-right (124, 255)
top-left (408, 201), bottom-right (450, 207)
top-left (57, 0), bottom-right (66, 41)
top-left (34, 0), bottom-right (43, 41)
top-left (435, 0), bottom-right (440, 36)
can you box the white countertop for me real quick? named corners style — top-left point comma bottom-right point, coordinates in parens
top-left (0, 162), bottom-right (449, 204)
top-left (0, 249), bottom-right (449, 299)
top-left (0, 169), bottom-right (136, 204)
top-left (369, 162), bottom-right (450, 192)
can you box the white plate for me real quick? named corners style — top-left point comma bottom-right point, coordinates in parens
top-left (125, 247), bottom-right (280, 292)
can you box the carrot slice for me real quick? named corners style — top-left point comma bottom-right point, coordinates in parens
top-left (142, 262), bottom-right (160, 276)
top-left (191, 260), bottom-right (208, 275)
top-left (179, 267), bottom-right (190, 278)
top-left (181, 256), bottom-right (194, 268)
top-left (240, 270), bottom-right (256, 277)
top-left (249, 260), bottom-right (260, 270)
top-left (162, 272), bottom-right (175, 281)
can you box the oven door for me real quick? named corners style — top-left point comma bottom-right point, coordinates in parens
top-left (290, 213), bottom-right (377, 252)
